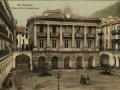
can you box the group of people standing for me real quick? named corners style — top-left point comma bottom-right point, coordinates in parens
top-left (80, 75), bottom-right (90, 85)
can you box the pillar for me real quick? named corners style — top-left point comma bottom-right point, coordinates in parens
top-left (47, 25), bottom-right (50, 48)
top-left (116, 57), bottom-right (119, 67)
top-left (96, 27), bottom-right (98, 50)
top-left (84, 26), bottom-right (87, 50)
top-left (34, 25), bottom-right (37, 47)
top-left (72, 26), bottom-right (75, 48)
top-left (60, 25), bottom-right (63, 48)
top-left (115, 43), bottom-right (118, 51)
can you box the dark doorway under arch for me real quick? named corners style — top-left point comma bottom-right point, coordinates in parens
top-left (88, 56), bottom-right (95, 68)
top-left (38, 56), bottom-right (46, 70)
top-left (51, 56), bottom-right (58, 69)
top-left (76, 56), bottom-right (83, 69)
top-left (64, 56), bottom-right (71, 69)
top-left (100, 54), bottom-right (110, 66)
top-left (15, 54), bottom-right (30, 70)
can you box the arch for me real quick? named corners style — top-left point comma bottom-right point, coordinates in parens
top-left (64, 56), bottom-right (71, 69)
top-left (76, 56), bottom-right (83, 69)
top-left (51, 56), bottom-right (58, 69)
top-left (15, 54), bottom-right (30, 70)
top-left (88, 56), bottom-right (95, 68)
top-left (38, 56), bottom-right (46, 69)
top-left (100, 54), bottom-right (110, 66)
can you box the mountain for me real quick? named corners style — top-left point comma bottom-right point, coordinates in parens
top-left (89, 0), bottom-right (120, 19)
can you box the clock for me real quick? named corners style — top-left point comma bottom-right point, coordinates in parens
top-left (66, 13), bottom-right (71, 18)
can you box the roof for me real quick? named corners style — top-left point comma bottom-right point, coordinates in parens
top-left (16, 26), bottom-right (25, 33)
top-left (44, 8), bottom-right (62, 13)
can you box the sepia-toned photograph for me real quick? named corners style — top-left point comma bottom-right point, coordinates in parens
top-left (0, 0), bottom-right (120, 90)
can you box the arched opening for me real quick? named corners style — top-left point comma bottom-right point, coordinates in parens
top-left (76, 56), bottom-right (83, 69)
top-left (88, 56), bottom-right (95, 68)
top-left (100, 54), bottom-right (110, 66)
top-left (15, 54), bottom-right (30, 70)
top-left (38, 56), bottom-right (46, 70)
top-left (51, 56), bottom-right (58, 69)
top-left (64, 56), bottom-right (71, 69)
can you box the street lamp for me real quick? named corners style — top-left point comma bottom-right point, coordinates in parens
top-left (55, 69), bottom-right (62, 90)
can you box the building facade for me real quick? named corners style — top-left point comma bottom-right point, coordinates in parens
top-left (27, 7), bottom-right (101, 70)
top-left (0, 0), bottom-right (16, 88)
top-left (98, 15), bottom-right (120, 68)
top-left (16, 26), bottom-right (29, 51)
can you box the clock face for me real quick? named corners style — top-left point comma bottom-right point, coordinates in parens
top-left (66, 13), bottom-right (71, 18)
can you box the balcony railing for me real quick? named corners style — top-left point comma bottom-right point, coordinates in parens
top-left (75, 33), bottom-right (83, 38)
top-left (63, 33), bottom-right (72, 38)
top-left (111, 39), bottom-right (120, 43)
top-left (50, 32), bottom-right (59, 38)
top-left (87, 33), bottom-right (95, 39)
top-left (98, 31), bottom-right (103, 35)
top-left (0, 49), bottom-right (10, 58)
top-left (111, 30), bottom-right (120, 34)
top-left (37, 32), bottom-right (46, 38)
top-left (0, 25), bottom-right (8, 36)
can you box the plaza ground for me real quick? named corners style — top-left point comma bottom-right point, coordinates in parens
top-left (6, 69), bottom-right (120, 90)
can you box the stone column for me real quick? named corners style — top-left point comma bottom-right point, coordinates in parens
top-left (115, 43), bottom-right (118, 51)
top-left (47, 25), bottom-right (50, 48)
top-left (84, 26), bottom-right (87, 50)
top-left (95, 27), bottom-right (99, 50)
top-left (34, 25), bottom-right (37, 47)
top-left (72, 26), bottom-right (75, 48)
top-left (116, 57), bottom-right (119, 67)
top-left (60, 25), bottom-right (63, 48)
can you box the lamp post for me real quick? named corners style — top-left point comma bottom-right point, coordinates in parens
top-left (55, 69), bottom-right (62, 90)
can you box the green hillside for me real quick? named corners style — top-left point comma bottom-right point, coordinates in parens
top-left (89, 0), bottom-right (120, 19)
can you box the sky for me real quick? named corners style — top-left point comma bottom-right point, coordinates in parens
top-left (8, 0), bottom-right (118, 27)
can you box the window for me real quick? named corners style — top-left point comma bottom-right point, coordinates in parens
top-left (88, 41), bottom-right (92, 48)
top-left (40, 26), bottom-right (43, 32)
top-left (65, 40), bottom-right (68, 48)
top-left (76, 27), bottom-right (80, 33)
top-left (106, 44), bottom-right (108, 50)
top-left (23, 39), bottom-right (24, 45)
top-left (106, 39), bottom-right (108, 42)
top-left (76, 40), bottom-right (80, 48)
top-left (40, 40), bottom-right (43, 48)
top-left (53, 26), bottom-right (56, 33)
top-left (88, 27), bottom-right (92, 34)
top-left (52, 40), bottom-right (56, 48)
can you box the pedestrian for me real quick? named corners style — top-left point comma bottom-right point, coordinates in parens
top-left (84, 77), bottom-right (87, 85)
top-left (83, 76), bottom-right (86, 84)
top-left (80, 75), bottom-right (83, 84)
top-left (86, 76), bottom-right (90, 85)
top-left (9, 79), bottom-right (12, 87)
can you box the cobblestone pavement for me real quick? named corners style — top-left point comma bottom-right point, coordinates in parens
top-left (4, 69), bottom-right (120, 90)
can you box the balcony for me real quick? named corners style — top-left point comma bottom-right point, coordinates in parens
top-left (50, 32), bottom-right (59, 38)
top-left (111, 39), bottom-right (120, 43)
top-left (37, 32), bottom-right (46, 38)
top-left (87, 33), bottom-right (95, 39)
top-left (0, 24), bottom-right (8, 36)
top-left (75, 33), bottom-right (83, 39)
top-left (63, 33), bottom-right (72, 38)
top-left (98, 31), bottom-right (103, 35)
top-left (111, 30), bottom-right (120, 35)
top-left (0, 2), bottom-right (14, 30)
